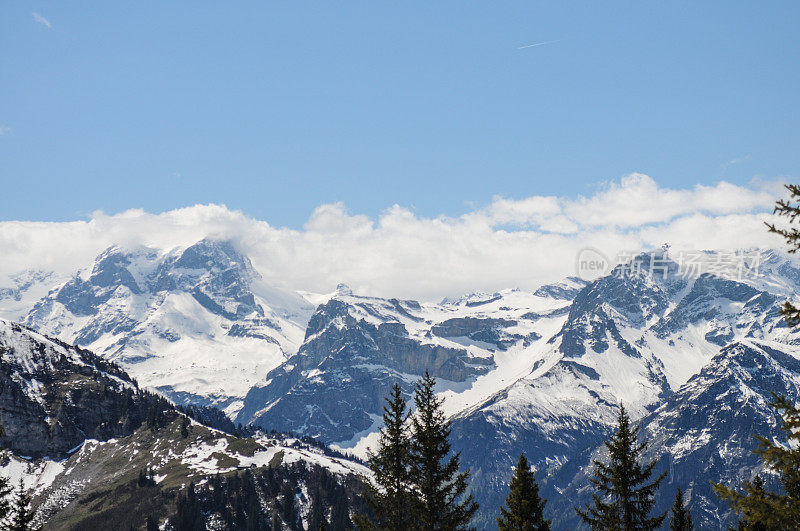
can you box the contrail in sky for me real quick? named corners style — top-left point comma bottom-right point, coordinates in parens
top-left (517, 39), bottom-right (559, 50)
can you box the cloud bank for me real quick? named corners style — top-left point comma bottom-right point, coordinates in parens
top-left (0, 174), bottom-right (789, 300)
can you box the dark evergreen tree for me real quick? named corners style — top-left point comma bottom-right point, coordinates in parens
top-left (410, 371), bottom-right (478, 530)
top-left (356, 383), bottom-right (415, 530)
top-left (137, 468), bottom-right (155, 487)
top-left (0, 428), bottom-right (12, 524)
top-left (146, 513), bottom-right (159, 531)
top-left (173, 481), bottom-right (205, 531)
top-left (147, 403), bottom-right (163, 432)
top-left (669, 487), bottom-right (693, 531)
top-left (497, 453), bottom-right (550, 531)
top-left (329, 493), bottom-right (351, 530)
top-left (270, 513), bottom-right (283, 531)
top-left (575, 405), bottom-right (666, 530)
top-left (308, 487), bottom-right (328, 531)
top-left (270, 512), bottom-right (282, 531)
top-left (767, 183), bottom-right (800, 325)
top-left (714, 395), bottom-right (800, 528)
top-left (279, 481), bottom-right (299, 529)
top-left (181, 416), bottom-right (190, 438)
top-left (9, 478), bottom-right (37, 531)
top-left (729, 476), bottom-right (769, 531)
top-left (0, 471), bottom-right (13, 525)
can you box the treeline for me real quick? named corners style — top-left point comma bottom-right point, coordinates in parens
top-left (169, 462), bottom-right (368, 531)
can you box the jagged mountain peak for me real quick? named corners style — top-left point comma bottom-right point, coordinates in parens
top-left (440, 291), bottom-right (502, 307)
top-left (334, 282), bottom-right (353, 296)
top-left (546, 339), bottom-right (800, 529)
top-left (0, 269), bottom-right (62, 322)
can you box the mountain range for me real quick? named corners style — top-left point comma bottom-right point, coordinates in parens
top-left (2, 238), bottom-right (799, 529)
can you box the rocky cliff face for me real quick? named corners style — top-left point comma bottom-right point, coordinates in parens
top-left (23, 239), bottom-right (314, 415)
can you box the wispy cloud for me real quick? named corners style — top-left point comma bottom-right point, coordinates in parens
top-left (517, 39), bottom-right (559, 50)
top-left (722, 155), bottom-right (752, 170)
top-left (0, 126), bottom-right (10, 137)
top-left (32, 12), bottom-right (52, 29)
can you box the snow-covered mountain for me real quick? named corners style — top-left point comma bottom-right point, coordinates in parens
top-left (236, 285), bottom-right (573, 448)
top-left (545, 339), bottom-right (800, 529)
top-left (0, 318), bottom-right (151, 459)
top-left (22, 239), bottom-right (314, 415)
top-left (0, 269), bottom-right (63, 322)
top-left (449, 251), bottom-right (800, 528)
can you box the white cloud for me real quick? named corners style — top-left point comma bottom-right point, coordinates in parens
top-left (482, 174), bottom-right (780, 230)
top-left (0, 175), bottom-right (790, 301)
top-left (32, 13), bottom-right (52, 29)
top-left (0, 126), bottom-right (10, 136)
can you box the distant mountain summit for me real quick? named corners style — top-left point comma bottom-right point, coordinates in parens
top-left (23, 239), bottom-right (314, 415)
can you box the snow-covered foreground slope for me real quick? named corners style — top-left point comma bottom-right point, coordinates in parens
top-left (0, 317), bottom-right (149, 458)
top-left (29, 421), bottom-right (370, 529)
top-left (21, 239), bottom-right (314, 415)
top-left (0, 319), bottom-right (370, 529)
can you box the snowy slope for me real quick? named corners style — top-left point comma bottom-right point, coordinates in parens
top-left (233, 249), bottom-right (800, 528)
top-left (4, 242), bottom-right (800, 528)
top-left (0, 270), bottom-right (63, 322)
top-left (29, 419), bottom-right (370, 529)
top-left (0, 318), bottom-right (152, 459)
top-left (451, 251), bottom-right (800, 528)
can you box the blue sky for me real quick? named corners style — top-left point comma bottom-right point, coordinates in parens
top-left (1, 2), bottom-right (798, 227)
